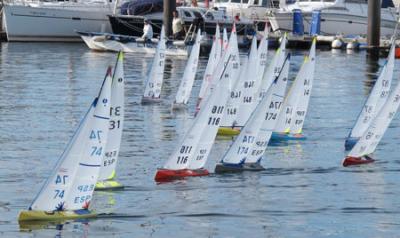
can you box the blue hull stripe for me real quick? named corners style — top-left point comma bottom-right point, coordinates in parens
top-left (79, 163), bottom-right (101, 167)
top-left (94, 115), bottom-right (110, 120)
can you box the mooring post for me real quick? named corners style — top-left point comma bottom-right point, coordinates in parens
top-left (163, 0), bottom-right (176, 38)
top-left (0, 0), bottom-right (3, 32)
top-left (367, 0), bottom-right (381, 58)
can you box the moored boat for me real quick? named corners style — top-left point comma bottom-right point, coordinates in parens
top-left (3, 0), bottom-right (115, 42)
top-left (109, 6), bottom-right (262, 45)
top-left (78, 31), bottom-right (188, 56)
top-left (268, 0), bottom-right (397, 37)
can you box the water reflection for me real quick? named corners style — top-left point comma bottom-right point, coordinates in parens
top-left (1, 43), bottom-right (400, 237)
top-left (364, 56), bottom-right (381, 90)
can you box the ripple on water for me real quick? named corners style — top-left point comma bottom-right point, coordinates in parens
top-left (1, 43), bottom-right (400, 237)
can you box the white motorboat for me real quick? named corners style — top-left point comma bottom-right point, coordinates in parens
top-left (268, 0), bottom-right (398, 37)
top-left (212, 0), bottom-right (277, 20)
top-left (2, 0), bottom-right (115, 42)
top-left (78, 31), bottom-right (188, 56)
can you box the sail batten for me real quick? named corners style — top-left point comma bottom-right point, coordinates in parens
top-left (30, 68), bottom-right (112, 212)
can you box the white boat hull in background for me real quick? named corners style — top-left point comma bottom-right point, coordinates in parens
top-left (81, 35), bottom-right (188, 57)
top-left (269, 4), bottom-right (398, 37)
top-left (3, 5), bottom-right (112, 42)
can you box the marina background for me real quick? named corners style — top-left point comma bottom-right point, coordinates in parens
top-left (1, 43), bottom-right (400, 237)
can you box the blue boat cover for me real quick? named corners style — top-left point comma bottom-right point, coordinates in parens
top-left (381, 0), bottom-right (394, 8)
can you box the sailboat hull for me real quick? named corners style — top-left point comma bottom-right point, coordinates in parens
top-left (18, 209), bottom-right (97, 222)
top-left (270, 132), bottom-right (307, 141)
top-left (154, 169), bottom-right (209, 182)
top-left (171, 103), bottom-right (187, 110)
top-left (141, 97), bottom-right (162, 104)
top-left (342, 156), bottom-right (375, 167)
top-left (344, 137), bottom-right (359, 151)
top-left (95, 180), bottom-right (124, 190)
top-left (217, 127), bottom-right (241, 136)
top-left (214, 162), bottom-right (265, 173)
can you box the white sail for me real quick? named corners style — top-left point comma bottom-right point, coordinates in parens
top-left (217, 27), bottom-right (242, 128)
top-left (257, 34), bottom-right (287, 101)
top-left (235, 36), bottom-right (260, 127)
top-left (274, 40), bottom-right (316, 134)
top-left (163, 54), bottom-right (235, 170)
top-left (187, 28), bottom-right (240, 170)
top-left (30, 69), bottom-right (112, 211)
top-left (197, 25), bottom-right (221, 108)
top-left (245, 55), bottom-right (290, 163)
top-left (220, 56), bottom-right (289, 164)
top-left (348, 43), bottom-right (395, 139)
top-left (219, 57), bottom-right (245, 127)
top-left (98, 52), bottom-right (125, 182)
top-left (289, 39), bottom-right (316, 134)
top-left (142, 26), bottom-right (166, 100)
top-left (348, 80), bottom-right (400, 158)
top-left (174, 30), bottom-right (202, 105)
top-left (221, 27), bottom-right (228, 56)
top-left (197, 26), bottom-right (239, 113)
top-left (244, 27), bottom-right (269, 120)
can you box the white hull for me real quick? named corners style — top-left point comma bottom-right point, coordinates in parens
top-left (269, 4), bottom-right (397, 37)
top-left (3, 4), bottom-right (113, 42)
top-left (81, 35), bottom-right (188, 57)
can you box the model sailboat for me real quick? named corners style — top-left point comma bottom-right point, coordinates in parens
top-left (96, 52), bottom-right (125, 190)
top-left (257, 34), bottom-right (287, 102)
top-left (196, 24), bottom-right (222, 111)
top-left (141, 26), bottom-right (166, 104)
top-left (215, 54), bottom-right (290, 173)
top-left (343, 74), bottom-right (400, 166)
top-left (155, 28), bottom-right (239, 182)
top-left (272, 39), bottom-right (316, 140)
top-left (19, 67), bottom-right (112, 221)
top-left (196, 26), bottom-right (239, 114)
top-left (172, 29), bottom-right (201, 109)
top-left (218, 37), bottom-right (258, 136)
top-left (235, 27), bottom-right (269, 130)
top-left (344, 42), bottom-right (394, 150)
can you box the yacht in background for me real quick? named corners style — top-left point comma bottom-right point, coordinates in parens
top-left (212, 0), bottom-right (278, 20)
top-left (268, 0), bottom-right (399, 37)
top-left (109, 6), bottom-right (263, 44)
top-left (2, 0), bottom-right (116, 42)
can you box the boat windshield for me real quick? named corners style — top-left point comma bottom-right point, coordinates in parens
top-left (217, 0), bottom-right (249, 3)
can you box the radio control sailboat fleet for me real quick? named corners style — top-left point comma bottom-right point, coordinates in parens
top-left (155, 26), bottom-right (239, 182)
top-left (215, 54), bottom-right (290, 172)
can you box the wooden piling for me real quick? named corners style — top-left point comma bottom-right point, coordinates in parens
top-left (163, 0), bottom-right (176, 38)
top-left (367, 0), bottom-right (380, 58)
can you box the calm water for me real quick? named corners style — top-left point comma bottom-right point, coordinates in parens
top-left (1, 43), bottom-right (400, 237)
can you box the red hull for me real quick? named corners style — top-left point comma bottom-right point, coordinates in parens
top-left (343, 156), bottom-right (375, 167)
top-left (155, 169), bottom-right (209, 182)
